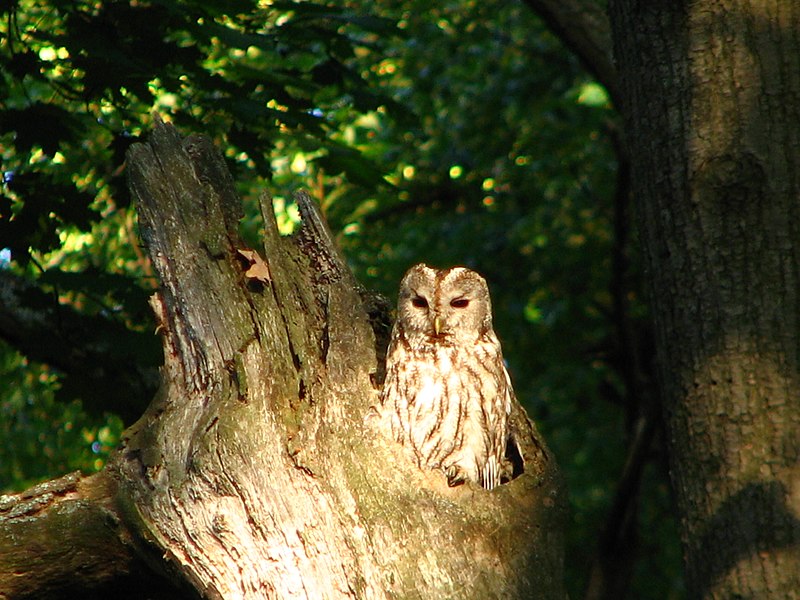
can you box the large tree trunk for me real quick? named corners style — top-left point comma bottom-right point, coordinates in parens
top-left (608, 2), bottom-right (800, 598)
top-left (0, 119), bottom-right (565, 599)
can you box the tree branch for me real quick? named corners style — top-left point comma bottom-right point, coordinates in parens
top-left (522, 0), bottom-right (620, 107)
top-left (582, 121), bottom-right (658, 600)
top-left (0, 470), bottom-right (188, 600)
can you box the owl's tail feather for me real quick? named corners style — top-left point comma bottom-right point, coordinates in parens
top-left (481, 456), bottom-right (502, 491)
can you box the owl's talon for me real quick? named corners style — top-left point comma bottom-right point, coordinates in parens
top-left (445, 465), bottom-right (466, 487)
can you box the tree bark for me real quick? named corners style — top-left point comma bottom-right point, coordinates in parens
top-left (0, 471), bottom-right (186, 599)
top-left (608, 2), bottom-right (800, 598)
top-left (1, 118), bottom-right (565, 598)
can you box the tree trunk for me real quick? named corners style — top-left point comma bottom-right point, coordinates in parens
top-left (1, 118), bottom-right (565, 598)
top-left (608, 2), bottom-right (800, 598)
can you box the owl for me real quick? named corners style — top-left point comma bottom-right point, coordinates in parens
top-left (380, 264), bottom-right (518, 490)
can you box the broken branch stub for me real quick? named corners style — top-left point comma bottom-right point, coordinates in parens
top-left (116, 118), bottom-right (565, 599)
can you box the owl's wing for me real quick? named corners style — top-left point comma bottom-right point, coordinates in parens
top-left (500, 362), bottom-right (526, 482)
top-left (502, 363), bottom-right (515, 416)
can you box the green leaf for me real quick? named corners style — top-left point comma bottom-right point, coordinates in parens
top-left (577, 82), bottom-right (610, 107)
top-left (0, 104), bottom-right (80, 156)
top-left (314, 142), bottom-right (387, 188)
top-left (0, 172), bottom-right (96, 261)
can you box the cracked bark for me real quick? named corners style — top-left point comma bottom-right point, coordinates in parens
top-left (0, 471), bottom-right (185, 599)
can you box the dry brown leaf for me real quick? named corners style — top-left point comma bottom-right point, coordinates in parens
top-left (237, 248), bottom-right (272, 283)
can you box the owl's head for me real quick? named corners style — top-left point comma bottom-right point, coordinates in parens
top-left (396, 263), bottom-right (493, 343)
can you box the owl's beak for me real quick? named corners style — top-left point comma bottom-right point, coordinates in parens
top-left (433, 315), bottom-right (443, 336)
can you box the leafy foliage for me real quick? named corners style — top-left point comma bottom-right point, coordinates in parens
top-left (0, 340), bottom-right (123, 491)
top-left (0, 0), bottom-right (682, 597)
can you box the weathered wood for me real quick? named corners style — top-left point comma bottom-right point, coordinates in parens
top-left (0, 118), bottom-right (565, 599)
top-left (112, 118), bottom-right (565, 598)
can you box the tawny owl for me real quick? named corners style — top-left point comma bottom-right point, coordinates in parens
top-left (380, 264), bottom-right (518, 490)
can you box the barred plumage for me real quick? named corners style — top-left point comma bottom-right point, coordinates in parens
top-left (380, 264), bottom-right (515, 490)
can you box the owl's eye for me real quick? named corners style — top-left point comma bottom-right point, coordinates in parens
top-left (411, 296), bottom-right (429, 308)
top-left (450, 298), bottom-right (469, 308)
